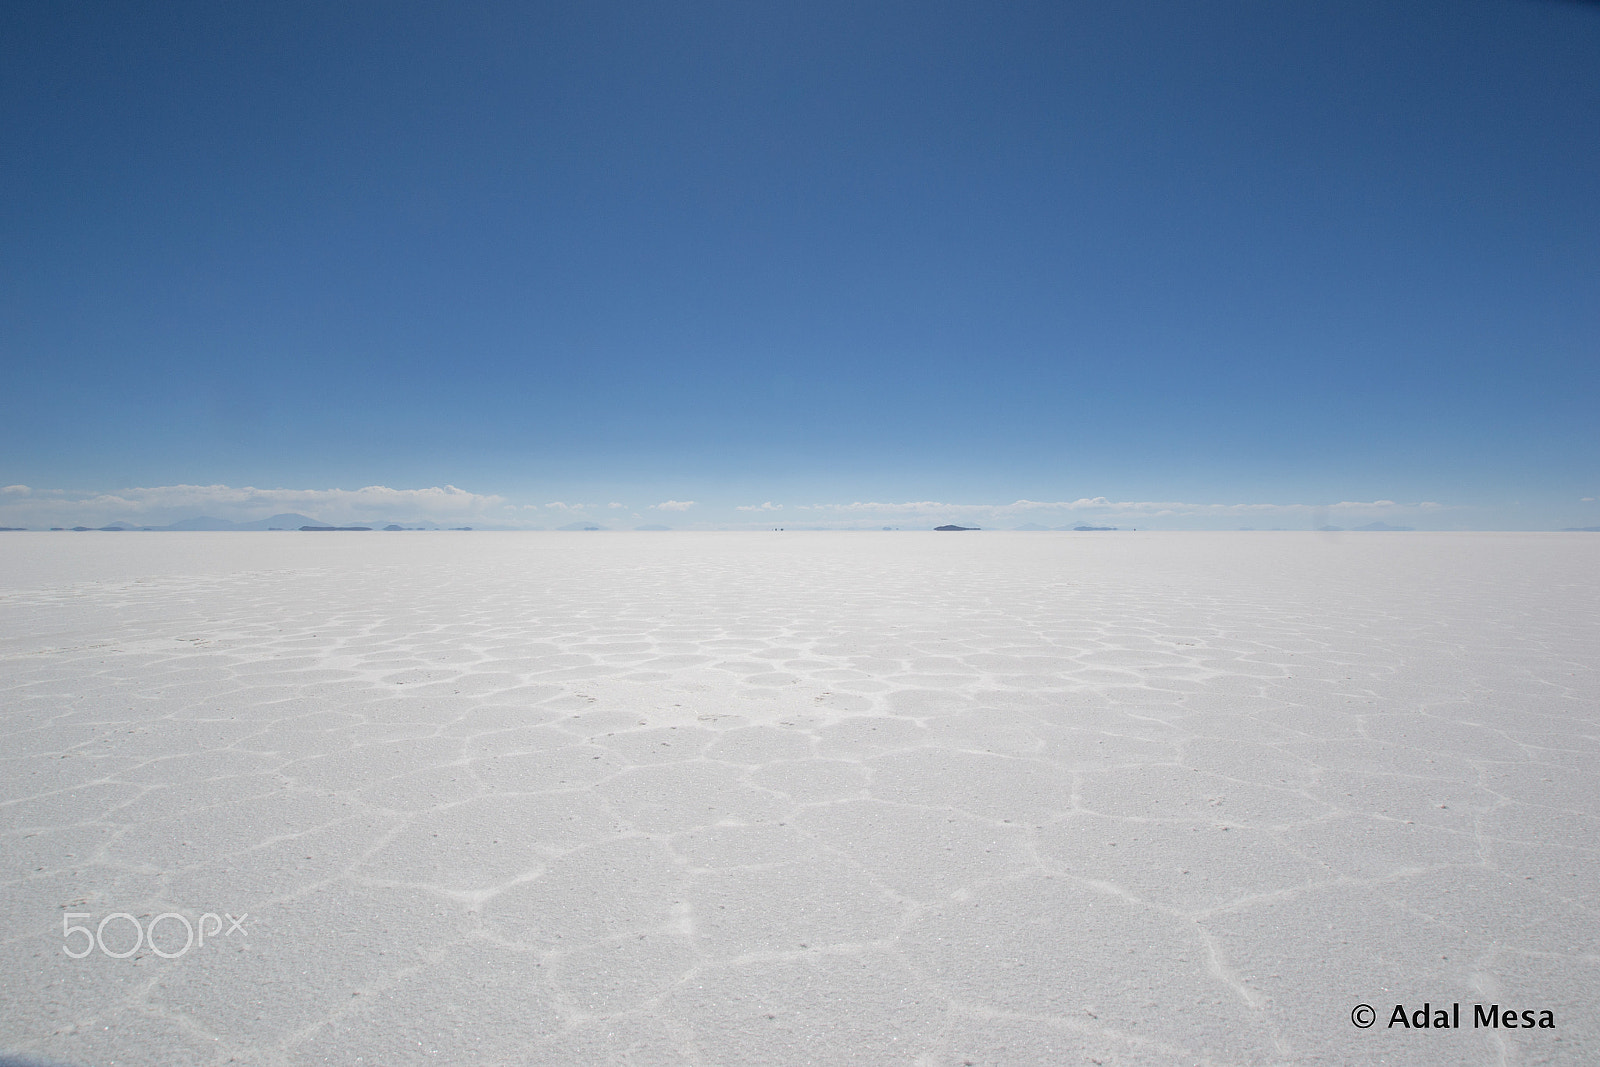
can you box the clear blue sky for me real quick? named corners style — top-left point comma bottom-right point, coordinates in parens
top-left (3, 0), bottom-right (1596, 529)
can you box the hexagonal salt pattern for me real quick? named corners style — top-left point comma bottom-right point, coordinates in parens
top-left (1, 531), bottom-right (1595, 1065)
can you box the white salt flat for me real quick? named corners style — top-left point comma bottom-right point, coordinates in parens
top-left (0, 531), bottom-right (1595, 1065)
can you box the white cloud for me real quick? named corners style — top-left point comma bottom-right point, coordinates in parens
top-left (806, 499), bottom-right (1446, 518)
top-left (736, 501), bottom-right (783, 511)
top-left (0, 483), bottom-right (506, 527)
top-left (654, 500), bottom-right (695, 511)
top-left (795, 497), bottom-right (1453, 525)
top-left (2, 485), bottom-right (30, 495)
top-left (607, 502), bottom-right (626, 509)
top-left (1584, 497), bottom-right (1596, 503)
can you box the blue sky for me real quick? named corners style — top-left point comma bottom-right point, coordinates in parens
top-left (3, 0), bottom-right (1596, 529)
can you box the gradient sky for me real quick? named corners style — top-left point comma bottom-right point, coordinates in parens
top-left (3, 0), bottom-right (1597, 529)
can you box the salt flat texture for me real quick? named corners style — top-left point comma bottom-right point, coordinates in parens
top-left (1, 531), bottom-right (1595, 1067)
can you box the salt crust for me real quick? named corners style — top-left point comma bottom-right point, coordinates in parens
top-left (0, 531), bottom-right (1595, 1065)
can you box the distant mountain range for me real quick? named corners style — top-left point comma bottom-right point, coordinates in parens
top-left (18, 517), bottom-right (1591, 533)
top-left (1011, 523), bottom-right (1120, 531)
top-left (92, 513), bottom-right (324, 531)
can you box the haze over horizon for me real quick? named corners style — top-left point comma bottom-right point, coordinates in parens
top-left (4, 1), bottom-right (1597, 531)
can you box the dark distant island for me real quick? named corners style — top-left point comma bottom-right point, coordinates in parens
top-left (1072, 525), bottom-right (1117, 531)
top-left (0, 527), bottom-right (25, 531)
top-left (299, 526), bottom-right (373, 531)
top-left (1563, 526), bottom-right (1600, 532)
top-left (934, 525), bottom-right (978, 531)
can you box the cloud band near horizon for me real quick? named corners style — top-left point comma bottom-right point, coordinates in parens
top-left (0, 483), bottom-right (1483, 530)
